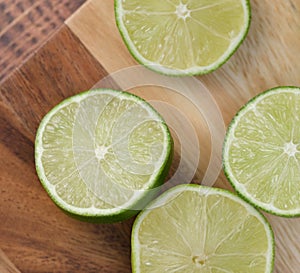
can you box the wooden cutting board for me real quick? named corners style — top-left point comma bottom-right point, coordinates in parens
top-left (1, 0), bottom-right (300, 272)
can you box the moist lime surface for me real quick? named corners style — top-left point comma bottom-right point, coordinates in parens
top-left (35, 89), bottom-right (172, 222)
top-left (132, 184), bottom-right (274, 273)
top-left (223, 86), bottom-right (300, 217)
top-left (115, 0), bottom-right (251, 75)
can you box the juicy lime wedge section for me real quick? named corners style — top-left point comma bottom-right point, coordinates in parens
top-left (223, 86), bottom-right (300, 217)
top-left (132, 185), bottom-right (274, 273)
top-left (115, 0), bottom-right (251, 75)
top-left (35, 89), bottom-right (173, 222)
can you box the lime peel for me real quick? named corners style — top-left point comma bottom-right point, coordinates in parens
top-left (35, 89), bottom-right (173, 223)
top-left (223, 86), bottom-right (300, 217)
top-left (115, 0), bottom-right (251, 76)
top-left (132, 184), bottom-right (274, 272)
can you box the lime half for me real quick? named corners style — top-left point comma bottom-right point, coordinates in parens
top-left (132, 184), bottom-right (274, 272)
top-left (35, 89), bottom-right (173, 222)
top-left (223, 86), bottom-right (300, 217)
top-left (115, 0), bottom-right (251, 76)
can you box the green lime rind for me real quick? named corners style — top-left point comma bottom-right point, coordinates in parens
top-left (114, 0), bottom-right (251, 77)
top-left (35, 88), bottom-right (173, 223)
top-left (36, 147), bottom-right (173, 224)
top-left (223, 86), bottom-right (300, 218)
top-left (131, 184), bottom-right (275, 273)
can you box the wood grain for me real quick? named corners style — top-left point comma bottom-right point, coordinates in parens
top-left (0, 0), bottom-right (85, 83)
top-left (0, 25), bottom-right (134, 272)
top-left (67, 0), bottom-right (300, 272)
top-left (1, 0), bottom-right (300, 272)
top-left (0, 249), bottom-right (20, 273)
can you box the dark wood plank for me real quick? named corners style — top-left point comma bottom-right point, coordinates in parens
top-left (0, 24), bottom-right (108, 138)
top-left (0, 0), bottom-right (86, 83)
top-left (0, 25), bottom-right (133, 273)
top-left (0, 249), bottom-right (20, 273)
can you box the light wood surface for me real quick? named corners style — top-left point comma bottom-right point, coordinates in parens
top-left (67, 1), bottom-right (300, 271)
top-left (1, 0), bottom-right (300, 272)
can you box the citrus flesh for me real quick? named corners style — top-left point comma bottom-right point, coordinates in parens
top-left (132, 184), bottom-right (274, 273)
top-left (35, 89), bottom-right (173, 222)
top-left (223, 86), bottom-right (300, 217)
top-left (115, 0), bottom-right (251, 75)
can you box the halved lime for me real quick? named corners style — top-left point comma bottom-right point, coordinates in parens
top-left (223, 86), bottom-right (300, 217)
top-left (132, 184), bottom-right (274, 272)
top-left (115, 0), bottom-right (251, 76)
top-left (35, 89), bottom-right (173, 222)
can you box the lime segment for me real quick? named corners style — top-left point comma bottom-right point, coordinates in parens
top-left (115, 0), bottom-right (251, 75)
top-left (223, 86), bottom-right (300, 217)
top-left (35, 89), bottom-right (173, 222)
top-left (132, 185), bottom-right (274, 272)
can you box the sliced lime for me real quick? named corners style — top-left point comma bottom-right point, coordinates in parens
top-left (132, 184), bottom-right (274, 272)
top-left (115, 0), bottom-right (251, 75)
top-left (35, 89), bottom-right (173, 222)
top-left (223, 86), bottom-right (300, 217)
